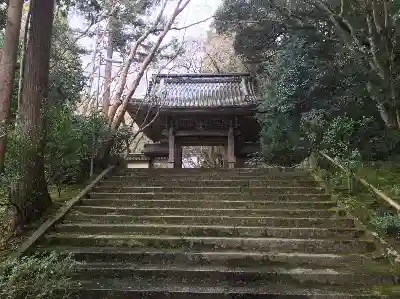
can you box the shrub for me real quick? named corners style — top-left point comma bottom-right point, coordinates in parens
top-left (369, 213), bottom-right (400, 239)
top-left (0, 252), bottom-right (77, 299)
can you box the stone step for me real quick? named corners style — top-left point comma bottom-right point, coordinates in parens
top-left (112, 174), bottom-right (314, 181)
top-left (71, 263), bottom-right (397, 286)
top-left (67, 279), bottom-right (393, 299)
top-left (78, 198), bottom-right (336, 209)
top-left (54, 223), bottom-right (364, 239)
top-left (42, 234), bottom-right (376, 254)
top-left (88, 192), bottom-right (332, 201)
top-left (117, 167), bottom-right (309, 174)
top-left (91, 186), bottom-right (325, 194)
top-left (100, 179), bottom-right (319, 188)
top-left (63, 214), bottom-right (354, 228)
top-left (72, 206), bottom-right (337, 217)
top-left (37, 247), bottom-right (384, 271)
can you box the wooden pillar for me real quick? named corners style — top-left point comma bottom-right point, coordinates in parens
top-left (168, 126), bottom-right (175, 168)
top-left (223, 144), bottom-right (228, 168)
top-left (227, 126), bottom-right (235, 169)
top-left (148, 158), bottom-right (154, 169)
top-left (175, 144), bottom-right (182, 168)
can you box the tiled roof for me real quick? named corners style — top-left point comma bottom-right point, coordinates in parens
top-left (134, 73), bottom-right (259, 108)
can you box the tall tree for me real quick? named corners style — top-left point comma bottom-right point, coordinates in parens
top-left (102, 15), bottom-right (115, 117)
top-left (215, 0), bottom-right (400, 163)
top-left (109, 0), bottom-right (193, 131)
top-left (12, 0), bottom-right (55, 229)
top-left (0, 0), bottom-right (24, 173)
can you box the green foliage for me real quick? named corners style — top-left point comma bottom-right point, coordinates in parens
top-left (370, 213), bottom-right (400, 239)
top-left (0, 10), bottom-right (131, 194)
top-left (355, 163), bottom-right (400, 198)
top-left (0, 1), bottom-right (6, 31)
top-left (1, 13), bottom-right (88, 189)
top-left (215, 0), bottom-right (285, 75)
top-left (45, 106), bottom-right (107, 185)
top-left (0, 252), bottom-right (77, 299)
top-left (216, 0), bottom-right (400, 164)
top-left (0, 129), bottom-right (30, 187)
top-left (49, 14), bottom-right (87, 105)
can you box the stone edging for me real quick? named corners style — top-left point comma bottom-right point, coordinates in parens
top-left (8, 165), bottom-right (116, 261)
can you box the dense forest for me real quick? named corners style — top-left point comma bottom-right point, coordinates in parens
top-left (1, 0), bottom-right (400, 297)
top-left (215, 0), bottom-right (400, 165)
top-left (0, 0), bottom-right (193, 236)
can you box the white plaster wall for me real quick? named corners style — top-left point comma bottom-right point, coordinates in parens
top-left (127, 161), bottom-right (150, 169)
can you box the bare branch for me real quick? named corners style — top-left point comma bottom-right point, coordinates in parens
top-left (178, 0), bottom-right (191, 14)
top-left (110, 0), bottom-right (169, 122)
top-left (371, 0), bottom-right (382, 33)
top-left (339, 0), bottom-right (344, 17)
top-left (204, 50), bottom-right (221, 73)
top-left (383, 0), bottom-right (389, 28)
top-left (366, 1), bottom-right (385, 79)
top-left (111, 0), bottom-right (193, 130)
top-left (54, 5), bottom-right (120, 67)
top-left (152, 16), bottom-right (214, 33)
top-left (315, 0), bottom-right (366, 54)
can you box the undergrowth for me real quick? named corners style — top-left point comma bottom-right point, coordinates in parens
top-left (0, 252), bottom-right (78, 299)
top-left (369, 213), bottom-right (400, 240)
top-left (316, 158), bottom-right (400, 240)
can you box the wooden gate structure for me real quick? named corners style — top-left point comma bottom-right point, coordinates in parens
top-left (127, 73), bottom-right (261, 168)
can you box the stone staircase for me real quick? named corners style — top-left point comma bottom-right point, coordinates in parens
top-left (34, 168), bottom-right (400, 298)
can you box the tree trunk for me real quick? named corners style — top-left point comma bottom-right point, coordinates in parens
top-left (0, 0), bottom-right (24, 173)
top-left (12, 0), bottom-right (55, 230)
top-left (82, 25), bottom-right (101, 115)
top-left (110, 0), bottom-right (192, 132)
top-left (102, 17), bottom-right (114, 117)
top-left (17, 0), bottom-right (32, 117)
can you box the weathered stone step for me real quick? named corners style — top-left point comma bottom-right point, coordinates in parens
top-left (42, 234), bottom-right (375, 254)
top-left (71, 263), bottom-right (396, 286)
top-left (112, 174), bottom-right (314, 181)
top-left (92, 186), bottom-right (325, 194)
top-left (54, 223), bottom-right (364, 239)
top-left (100, 179), bottom-right (319, 188)
top-left (114, 170), bottom-right (312, 177)
top-left (63, 214), bottom-right (354, 228)
top-left (117, 167), bottom-right (309, 174)
top-left (88, 192), bottom-right (332, 201)
top-left (37, 247), bottom-right (382, 271)
top-left (68, 279), bottom-right (392, 299)
top-left (73, 206), bottom-right (336, 217)
top-left (78, 199), bottom-right (336, 209)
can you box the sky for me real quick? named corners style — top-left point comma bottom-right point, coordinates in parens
top-left (69, 0), bottom-right (223, 99)
top-left (176, 0), bottom-right (221, 38)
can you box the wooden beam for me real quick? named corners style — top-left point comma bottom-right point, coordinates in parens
top-left (159, 107), bottom-right (258, 115)
top-left (177, 136), bottom-right (228, 145)
top-left (157, 73), bottom-right (251, 78)
top-left (175, 129), bottom-right (229, 137)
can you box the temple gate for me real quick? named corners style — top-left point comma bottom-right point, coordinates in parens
top-left (127, 73), bottom-right (261, 168)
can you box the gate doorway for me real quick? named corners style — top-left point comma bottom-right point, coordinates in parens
top-left (182, 146), bottom-right (225, 168)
